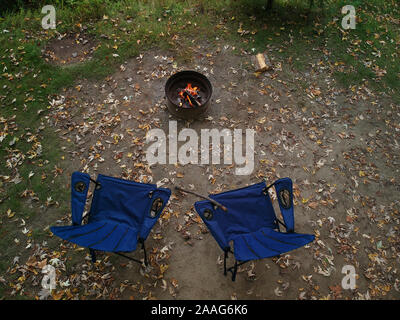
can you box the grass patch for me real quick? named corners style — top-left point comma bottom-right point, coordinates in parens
top-left (213, 0), bottom-right (399, 98)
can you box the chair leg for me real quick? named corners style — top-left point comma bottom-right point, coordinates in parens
top-left (140, 239), bottom-right (148, 266)
top-left (89, 248), bottom-right (97, 263)
top-left (114, 252), bottom-right (143, 265)
top-left (224, 250), bottom-right (228, 276)
top-left (226, 260), bottom-right (248, 281)
top-left (231, 260), bottom-right (238, 282)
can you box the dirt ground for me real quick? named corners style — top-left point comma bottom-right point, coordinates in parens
top-left (42, 33), bottom-right (97, 65)
top-left (41, 38), bottom-right (400, 300)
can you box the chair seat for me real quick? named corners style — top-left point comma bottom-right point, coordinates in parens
top-left (232, 227), bottom-right (315, 261)
top-left (50, 220), bottom-right (138, 252)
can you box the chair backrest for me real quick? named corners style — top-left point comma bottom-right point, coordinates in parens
top-left (194, 181), bottom-right (278, 251)
top-left (71, 172), bottom-right (171, 241)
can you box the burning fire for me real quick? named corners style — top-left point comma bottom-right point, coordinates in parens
top-left (178, 83), bottom-right (200, 108)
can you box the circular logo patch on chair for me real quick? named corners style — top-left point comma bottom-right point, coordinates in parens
top-left (74, 181), bottom-right (86, 193)
top-left (203, 209), bottom-right (213, 220)
top-left (278, 189), bottom-right (292, 209)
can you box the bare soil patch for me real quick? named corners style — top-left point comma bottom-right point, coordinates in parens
top-left (42, 33), bottom-right (97, 66)
top-left (27, 40), bottom-right (400, 300)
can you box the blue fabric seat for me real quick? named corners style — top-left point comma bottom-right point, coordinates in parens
top-left (194, 178), bottom-right (315, 280)
top-left (51, 172), bottom-right (171, 264)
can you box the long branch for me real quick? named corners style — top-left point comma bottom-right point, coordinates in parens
top-left (174, 186), bottom-right (228, 212)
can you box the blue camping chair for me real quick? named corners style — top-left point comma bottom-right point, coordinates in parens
top-left (194, 178), bottom-right (315, 281)
top-left (51, 172), bottom-right (171, 265)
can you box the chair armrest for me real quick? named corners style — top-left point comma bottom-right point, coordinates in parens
top-left (194, 201), bottom-right (230, 251)
top-left (273, 178), bottom-right (295, 232)
top-left (71, 171), bottom-right (91, 226)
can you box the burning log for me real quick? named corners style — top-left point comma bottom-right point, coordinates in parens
top-left (179, 95), bottom-right (195, 108)
top-left (183, 90), bottom-right (201, 107)
top-left (178, 83), bottom-right (201, 108)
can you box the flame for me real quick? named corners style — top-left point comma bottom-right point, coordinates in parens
top-left (179, 83), bottom-right (199, 107)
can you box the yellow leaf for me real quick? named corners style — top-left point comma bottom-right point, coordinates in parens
top-left (368, 253), bottom-right (378, 262)
top-left (160, 264), bottom-right (169, 274)
top-left (7, 208), bottom-right (15, 218)
top-left (52, 290), bottom-right (65, 300)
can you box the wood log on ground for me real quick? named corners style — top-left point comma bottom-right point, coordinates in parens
top-left (252, 53), bottom-right (273, 73)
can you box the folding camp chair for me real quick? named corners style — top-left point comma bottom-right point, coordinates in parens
top-left (194, 178), bottom-right (315, 281)
top-left (51, 172), bottom-right (171, 265)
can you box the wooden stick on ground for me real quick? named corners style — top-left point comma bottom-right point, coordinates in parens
top-left (252, 53), bottom-right (273, 73)
top-left (174, 186), bottom-right (228, 212)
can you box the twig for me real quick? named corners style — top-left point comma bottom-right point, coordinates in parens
top-left (174, 186), bottom-right (228, 212)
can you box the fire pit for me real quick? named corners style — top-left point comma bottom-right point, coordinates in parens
top-left (165, 70), bottom-right (212, 119)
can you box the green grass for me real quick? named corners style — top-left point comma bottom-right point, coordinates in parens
top-left (220, 0), bottom-right (399, 97)
top-left (0, 0), bottom-right (399, 298)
